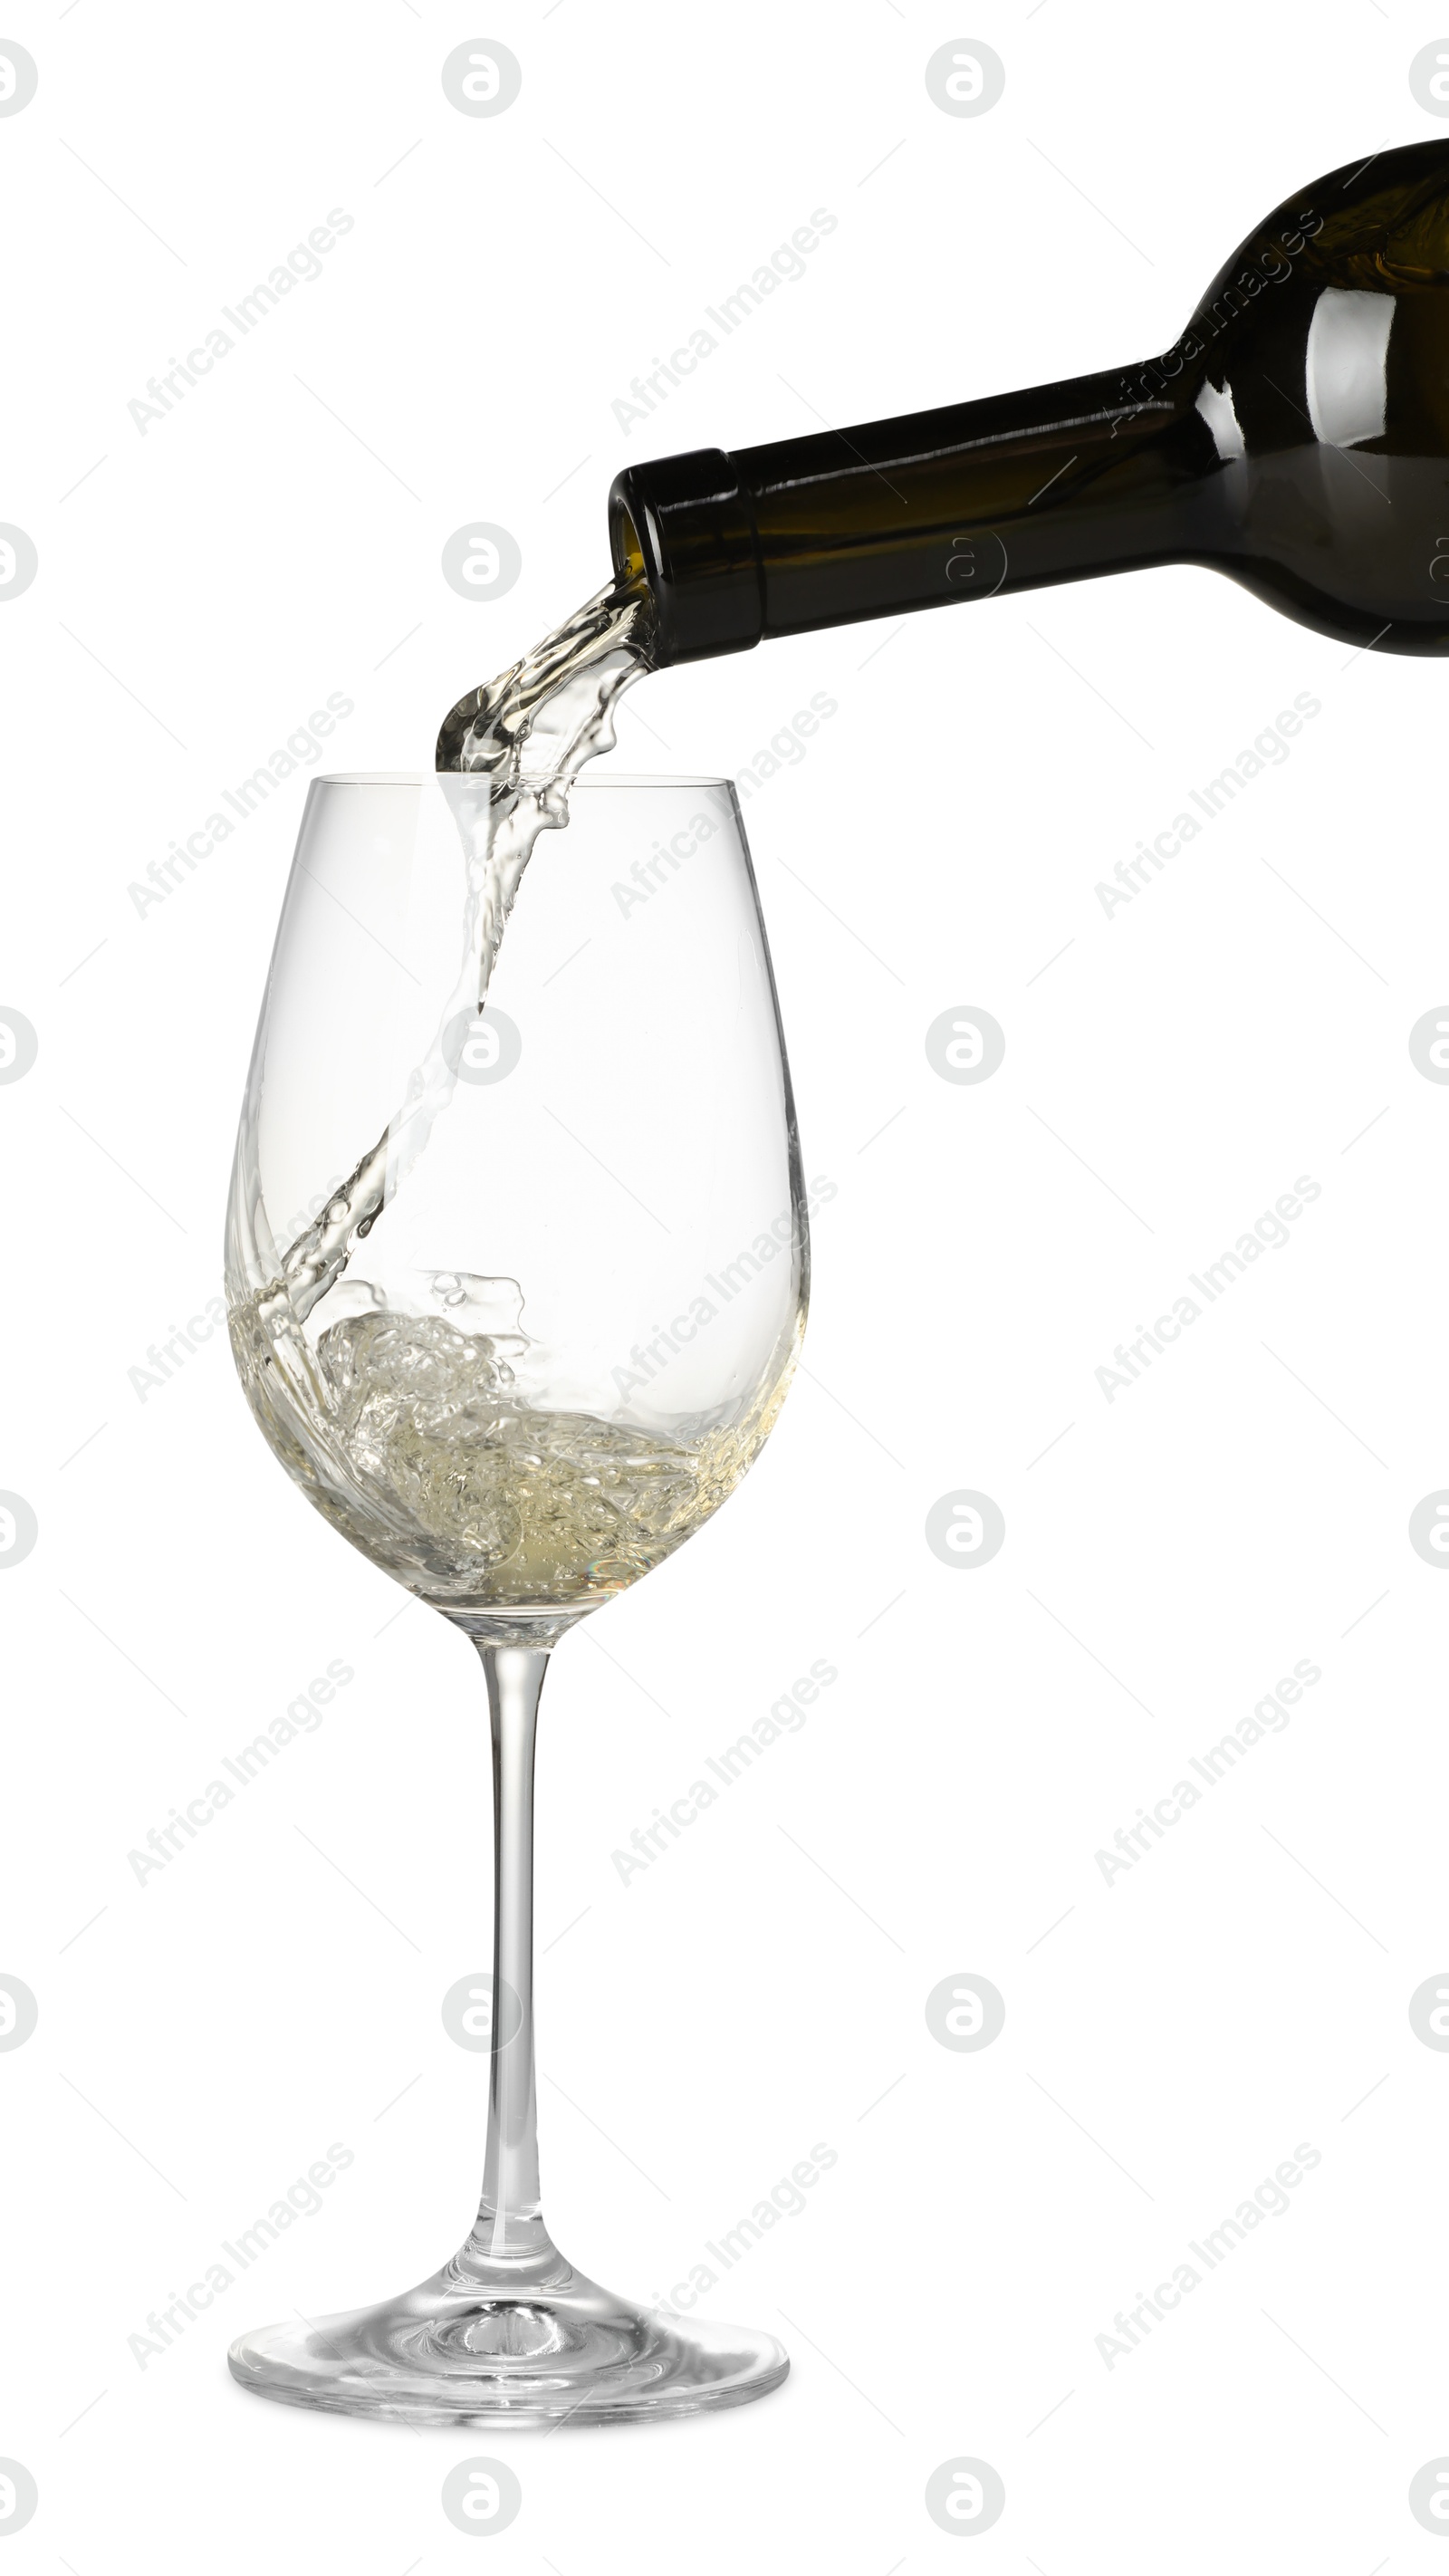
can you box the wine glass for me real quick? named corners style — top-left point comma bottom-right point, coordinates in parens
top-left (223, 770), bottom-right (807, 2424)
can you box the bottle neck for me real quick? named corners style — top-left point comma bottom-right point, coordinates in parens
top-left (609, 360), bottom-right (1223, 665)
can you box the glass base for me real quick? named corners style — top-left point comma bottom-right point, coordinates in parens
top-left (227, 2242), bottom-right (789, 2427)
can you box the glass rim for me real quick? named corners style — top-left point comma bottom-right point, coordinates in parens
top-left (309, 769), bottom-right (734, 791)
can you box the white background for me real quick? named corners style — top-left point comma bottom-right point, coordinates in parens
top-left (4, 3), bottom-right (1449, 2567)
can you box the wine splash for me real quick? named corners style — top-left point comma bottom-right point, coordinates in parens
top-left (299, 1280), bottom-right (787, 1620)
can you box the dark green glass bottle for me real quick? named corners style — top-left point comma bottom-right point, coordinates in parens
top-left (608, 140), bottom-right (1449, 665)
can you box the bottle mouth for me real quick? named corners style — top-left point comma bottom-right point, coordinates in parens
top-left (608, 448), bottom-right (764, 667)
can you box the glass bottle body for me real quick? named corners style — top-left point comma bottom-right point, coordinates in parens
top-left (610, 139), bottom-right (1449, 663)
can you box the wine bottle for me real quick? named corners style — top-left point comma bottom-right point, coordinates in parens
top-left (608, 139), bottom-right (1449, 664)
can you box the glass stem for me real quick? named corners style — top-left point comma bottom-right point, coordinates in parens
top-left (466, 1642), bottom-right (552, 2266)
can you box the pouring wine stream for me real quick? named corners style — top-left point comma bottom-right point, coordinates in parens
top-left (274, 572), bottom-right (654, 1328)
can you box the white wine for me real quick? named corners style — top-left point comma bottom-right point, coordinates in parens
top-left (228, 574), bottom-right (798, 1629)
top-left (307, 1291), bottom-right (783, 1617)
top-left (232, 1267), bottom-right (792, 1628)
